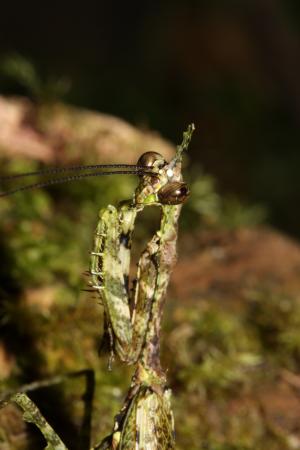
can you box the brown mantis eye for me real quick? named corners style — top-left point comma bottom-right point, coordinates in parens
top-left (158, 182), bottom-right (189, 205)
top-left (137, 152), bottom-right (166, 168)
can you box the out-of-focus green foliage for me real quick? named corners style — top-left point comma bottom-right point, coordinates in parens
top-left (163, 291), bottom-right (300, 450)
top-left (183, 170), bottom-right (267, 229)
top-left (168, 304), bottom-right (261, 393)
top-left (247, 291), bottom-right (300, 367)
top-left (0, 54), bottom-right (71, 101)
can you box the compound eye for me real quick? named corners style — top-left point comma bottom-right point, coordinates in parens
top-left (137, 151), bottom-right (165, 168)
top-left (158, 182), bottom-right (189, 205)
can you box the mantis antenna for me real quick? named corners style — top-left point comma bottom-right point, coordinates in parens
top-left (0, 166), bottom-right (155, 197)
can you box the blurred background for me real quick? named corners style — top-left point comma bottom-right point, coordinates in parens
top-left (1, 1), bottom-right (300, 449)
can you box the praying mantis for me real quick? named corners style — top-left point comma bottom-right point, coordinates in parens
top-left (0, 124), bottom-right (194, 450)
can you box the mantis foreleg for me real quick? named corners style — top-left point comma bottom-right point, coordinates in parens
top-left (91, 201), bottom-right (158, 364)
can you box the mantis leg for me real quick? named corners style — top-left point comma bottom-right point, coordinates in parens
top-left (90, 202), bottom-right (158, 364)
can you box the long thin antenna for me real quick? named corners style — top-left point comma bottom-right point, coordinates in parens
top-left (0, 163), bottom-right (149, 181)
top-left (0, 169), bottom-right (154, 197)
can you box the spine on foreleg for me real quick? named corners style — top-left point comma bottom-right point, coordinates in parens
top-left (92, 205), bottom-right (133, 355)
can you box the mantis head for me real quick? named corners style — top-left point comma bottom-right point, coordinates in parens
top-left (135, 124), bottom-right (194, 206)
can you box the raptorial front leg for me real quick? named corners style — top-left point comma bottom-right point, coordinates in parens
top-left (90, 204), bottom-right (134, 362)
top-left (126, 232), bottom-right (159, 362)
top-left (90, 202), bottom-right (157, 365)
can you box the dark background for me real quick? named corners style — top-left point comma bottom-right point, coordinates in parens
top-left (1, 0), bottom-right (300, 236)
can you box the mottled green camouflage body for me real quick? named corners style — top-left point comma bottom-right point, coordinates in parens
top-left (93, 125), bottom-right (194, 449)
top-left (118, 385), bottom-right (174, 449)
